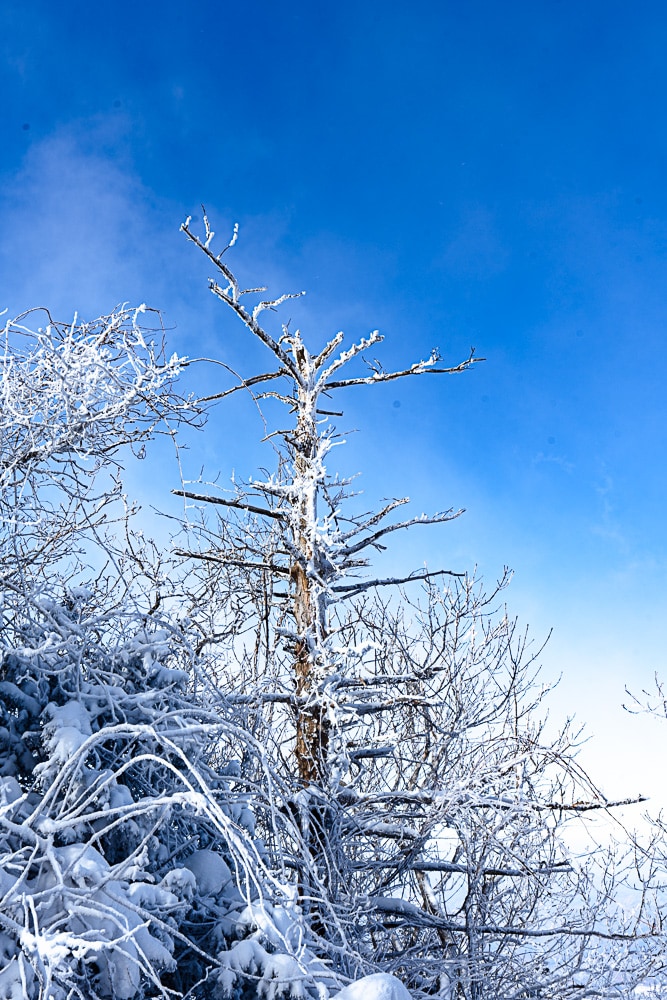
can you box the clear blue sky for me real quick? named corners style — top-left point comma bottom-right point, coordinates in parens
top-left (2, 0), bottom-right (666, 808)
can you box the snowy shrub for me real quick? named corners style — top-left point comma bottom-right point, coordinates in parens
top-left (216, 900), bottom-right (336, 1000)
top-left (0, 592), bottom-right (266, 999)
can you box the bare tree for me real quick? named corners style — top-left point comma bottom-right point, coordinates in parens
top-left (0, 304), bottom-right (195, 599)
top-left (174, 214), bottom-right (667, 999)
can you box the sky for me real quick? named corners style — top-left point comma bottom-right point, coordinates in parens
top-left (1, 0), bottom-right (667, 815)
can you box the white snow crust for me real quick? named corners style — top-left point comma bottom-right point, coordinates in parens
top-left (335, 974), bottom-right (413, 1000)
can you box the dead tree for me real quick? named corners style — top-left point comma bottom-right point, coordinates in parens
top-left (179, 213), bottom-right (477, 781)
top-left (178, 213), bottom-right (477, 903)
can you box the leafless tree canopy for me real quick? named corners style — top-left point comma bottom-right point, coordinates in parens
top-left (171, 215), bottom-right (667, 998)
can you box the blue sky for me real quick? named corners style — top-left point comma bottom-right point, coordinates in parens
top-left (2, 0), bottom-right (667, 808)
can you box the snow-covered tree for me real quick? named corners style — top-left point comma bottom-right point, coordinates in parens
top-left (172, 214), bottom-right (667, 999)
top-left (0, 310), bottom-right (323, 1000)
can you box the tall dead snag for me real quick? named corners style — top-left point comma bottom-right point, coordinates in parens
top-left (177, 215), bottom-right (478, 884)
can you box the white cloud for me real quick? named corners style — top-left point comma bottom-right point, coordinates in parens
top-left (0, 121), bottom-right (161, 318)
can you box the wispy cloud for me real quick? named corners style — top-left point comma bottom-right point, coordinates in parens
top-left (2, 127), bottom-right (130, 314)
top-left (0, 119), bottom-right (191, 322)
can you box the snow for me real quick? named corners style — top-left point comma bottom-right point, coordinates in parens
top-left (183, 849), bottom-right (233, 895)
top-left (334, 974), bottom-right (413, 1000)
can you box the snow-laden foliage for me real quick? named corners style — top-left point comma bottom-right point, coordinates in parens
top-left (0, 584), bottom-right (340, 1000)
top-left (0, 596), bottom-right (245, 999)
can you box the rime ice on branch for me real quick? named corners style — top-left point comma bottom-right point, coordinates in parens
top-left (179, 213), bottom-right (480, 791)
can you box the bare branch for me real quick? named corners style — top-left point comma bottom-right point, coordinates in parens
top-left (183, 359), bottom-right (286, 402)
top-left (368, 897), bottom-right (656, 941)
top-left (312, 330), bottom-right (344, 370)
top-left (173, 547), bottom-right (291, 574)
top-left (336, 498), bottom-right (411, 542)
top-left (323, 348), bottom-right (484, 390)
top-left (172, 488), bottom-right (286, 521)
top-left (181, 216), bottom-right (304, 385)
top-left (253, 291), bottom-right (306, 323)
top-left (340, 508), bottom-right (464, 558)
top-left (315, 330), bottom-right (384, 387)
top-left (332, 567), bottom-right (465, 597)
